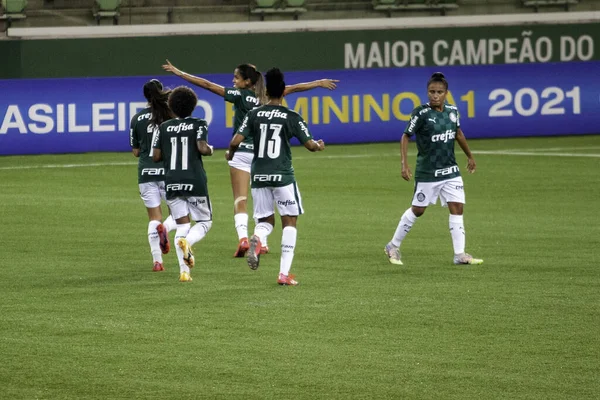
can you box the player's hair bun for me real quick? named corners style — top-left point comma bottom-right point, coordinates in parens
top-left (431, 72), bottom-right (445, 79)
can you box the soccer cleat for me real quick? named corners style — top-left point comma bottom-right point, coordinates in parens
top-left (177, 238), bottom-right (195, 268)
top-left (179, 271), bottom-right (192, 282)
top-left (260, 245), bottom-right (269, 255)
top-left (384, 243), bottom-right (403, 265)
top-left (277, 273), bottom-right (298, 286)
top-left (152, 261), bottom-right (164, 272)
top-left (156, 223), bottom-right (170, 254)
top-left (453, 253), bottom-right (484, 265)
top-left (247, 235), bottom-right (262, 270)
top-left (233, 237), bottom-right (250, 258)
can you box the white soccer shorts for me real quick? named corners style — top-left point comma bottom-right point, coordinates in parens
top-left (167, 196), bottom-right (212, 222)
top-left (139, 181), bottom-right (166, 208)
top-left (412, 177), bottom-right (465, 207)
top-left (252, 182), bottom-right (304, 219)
top-left (228, 151), bottom-right (253, 173)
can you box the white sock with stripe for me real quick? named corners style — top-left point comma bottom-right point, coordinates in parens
top-left (391, 208), bottom-right (418, 247)
top-left (280, 226), bottom-right (297, 276)
top-left (148, 220), bottom-right (162, 263)
top-left (254, 222), bottom-right (273, 246)
top-left (234, 213), bottom-right (248, 240)
top-left (186, 221), bottom-right (212, 247)
top-left (449, 214), bottom-right (465, 255)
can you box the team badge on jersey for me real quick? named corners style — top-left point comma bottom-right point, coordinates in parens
top-left (449, 112), bottom-right (457, 123)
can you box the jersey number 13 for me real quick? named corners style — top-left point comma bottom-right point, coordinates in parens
top-left (257, 123), bottom-right (282, 159)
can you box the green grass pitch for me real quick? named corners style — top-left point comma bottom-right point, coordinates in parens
top-left (0, 135), bottom-right (598, 399)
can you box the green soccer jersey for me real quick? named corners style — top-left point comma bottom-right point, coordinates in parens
top-left (129, 107), bottom-right (165, 184)
top-left (224, 87), bottom-right (260, 154)
top-left (152, 117), bottom-right (209, 199)
top-left (404, 103), bottom-right (462, 182)
top-left (238, 105), bottom-right (313, 188)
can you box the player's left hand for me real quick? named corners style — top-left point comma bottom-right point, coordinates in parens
top-left (320, 79), bottom-right (339, 90)
top-left (225, 150), bottom-right (232, 161)
top-left (466, 158), bottom-right (476, 173)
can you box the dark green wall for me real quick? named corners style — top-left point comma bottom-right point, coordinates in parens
top-left (1, 23), bottom-right (599, 78)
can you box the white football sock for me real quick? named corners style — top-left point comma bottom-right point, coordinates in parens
top-left (449, 214), bottom-right (465, 255)
top-left (234, 213), bottom-right (248, 240)
top-left (280, 226), bottom-right (297, 276)
top-left (391, 208), bottom-right (418, 247)
top-left (163, 215), bottom-right (177, 232)
top-left (174, 223), bottom-right (191, 273)
top-left (254, 222), bottom-right (273, 246)
top-left (148, 220), bottom-right (162, 263)
top-left (186, 221), bottom-right (212, 247)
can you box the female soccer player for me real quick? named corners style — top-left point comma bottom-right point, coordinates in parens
top-left (384, 72), bottom-right (483, 266)
top-left (227, 67), bottom-right (325, 286)
top-left (162, 60), bottom-right (337, 258)
top-left (129, 79), bottom-right (177, 272)
top-left (152, 86), bottom-right (215, 282)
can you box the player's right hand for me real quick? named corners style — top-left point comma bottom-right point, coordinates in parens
top-left (401, 165), bottom-right (412, 181)
top-left (316, 139), bottom-right (325, 151)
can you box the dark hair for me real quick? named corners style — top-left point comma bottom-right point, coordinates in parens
top-left (237, 63), bottom-right (266, 104)
top-left (265, 67), bottom-right (286, 99)
top-left (427, 72), bottom-right (448, 90)
top-left (168, 86), bottom-right (198, 118)
top-left (143, 79), bottom-right (173, 126)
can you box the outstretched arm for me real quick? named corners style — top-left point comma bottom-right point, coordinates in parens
top-left (304, 139), bottom-right (325, 152)
top-left (284, 79), bottom-right (339, 96)
top-left (162, 59), bottom-right (225, 97)
top-left (455, 128), bottom-right (476, 174)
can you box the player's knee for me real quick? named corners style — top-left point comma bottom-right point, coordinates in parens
top-left (411, 206), bottom-right (426, 217)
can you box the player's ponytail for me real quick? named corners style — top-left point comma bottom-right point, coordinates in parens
top-left (253, 72), bottom-right (267, 105)
top-left (427, 72), bottom-right (448, 90)
top-left (143, 79), bottom-right (173, 126)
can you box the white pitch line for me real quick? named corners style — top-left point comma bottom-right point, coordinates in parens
top-left (472, 150), bottom-right (600, 158)
top-left (0, 148), bottom-right (599, 171)
top-left (499, 146), bottom-right (600, 153)
top-left (0, 161), bottom-right (137, 170)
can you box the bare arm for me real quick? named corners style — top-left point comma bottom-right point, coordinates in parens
top-left (197, 141), bottom-right (214, 156)
top-left (304, 139), bottom-right (325, 152)
top-left (162, 59), bottom-right (225, 97)
top-left (400, 134), bottom-right (412, 181)
top-left (226, 134), bottom-right (245, 160)
top-left (455, 128), bottom-right (476, 173)
top-left (132, 148), bottom-right (140, 157)
top-left (283, 79), bottom-right (339, 96)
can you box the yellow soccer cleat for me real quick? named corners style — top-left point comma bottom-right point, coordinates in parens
top-left (384, 243), bottom-right (403, 265)
top-left (177, 238), bottom-right (195, 268)
top-left (453, 253), bottom-right (483, 265)
top-left (179, 272), bottom-right (192, 282)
